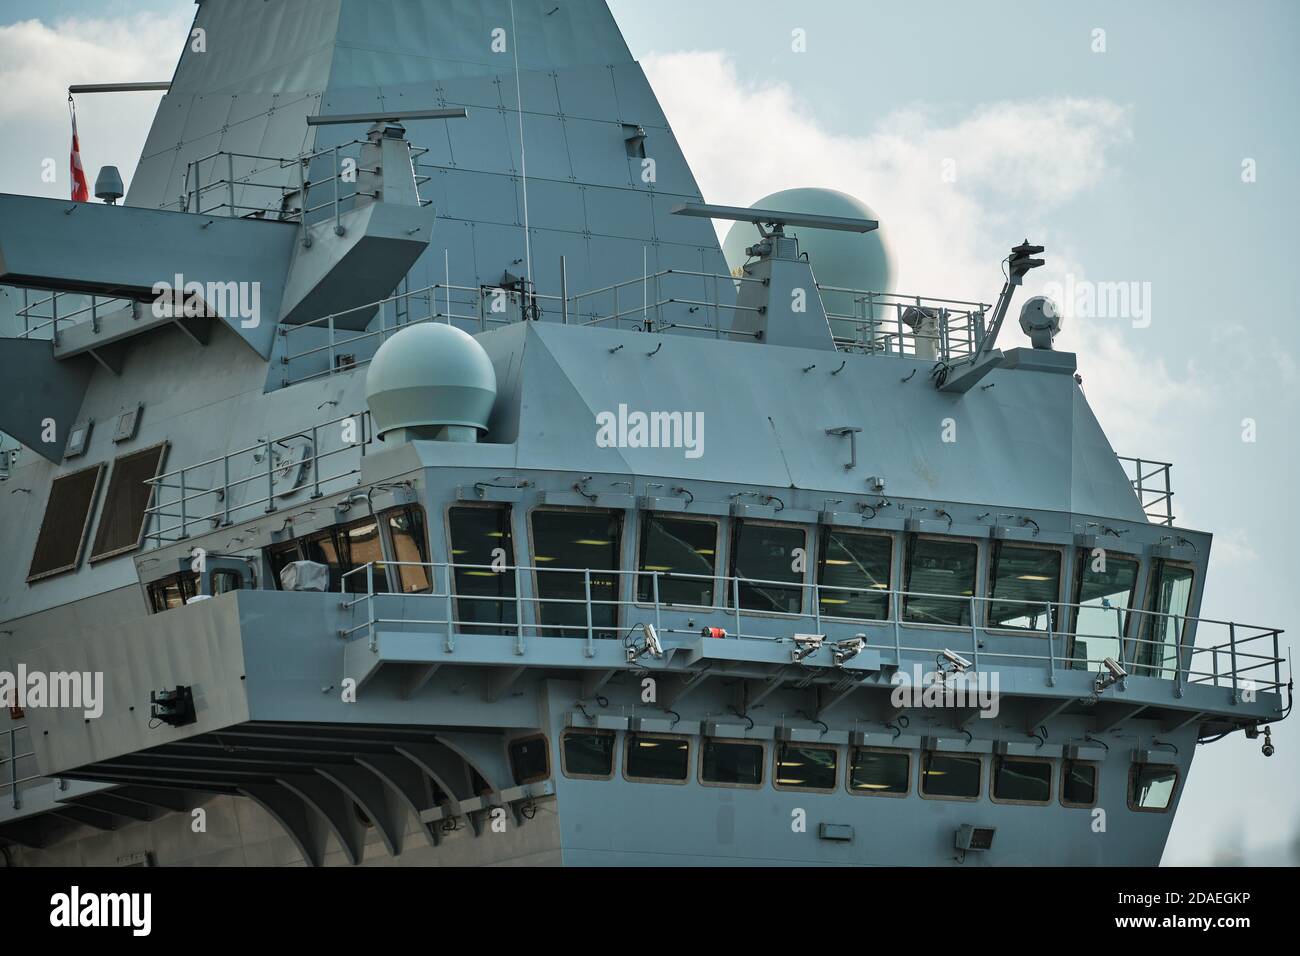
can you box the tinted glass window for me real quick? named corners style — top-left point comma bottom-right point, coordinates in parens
top-left (637, 514), bottom-right (717, 606)
top-left (992, 757), bottom-right (1052, 802)
top-left (267, 541), bottom-right (301, 590)
top-left (340, 519), bottom-right (382, 593)
top-left (449, 507), bottom-right (517, 634)
top-left (625, 735), bottom-right (689, 781)
top-left (774, 743), bottom-right (838, 791)
top-left (921, 752), bottom-right (981, 798)
top-left (508, 736), bottom-right (549, 784)
top-left (849, 748), bottom-right (909, 794)
top-left (531, 510), bottom-right (621, 638)
top-left (147, 572), bottom-right (199, 613)
top-left (817, 529), bottom-right (891, 620)
top-left (987, 543), bottom-right (1061, 630)
top-left (1062, 760), bottom-right (1097, 806)
top-left (28, 463), bottom-right (104, 581)
top-left (386, 507), bottom-right (430, 593)
top-left (562, 730), bottom-right (615, 777)
top-left (1130, 764), bottom-right (1177, 811)
top-left (90, 443), bottom-right (168, 561)
top-left (730, 521), bottom-right (805, 614)
top-left (1071, 552), bottom-right (1139, 671)
top-left (1137, 563), bottom-right (1194, 677)
top-left (302, 529), bottom-right (344, 591)
top-left (904, 536), bottom-right (978, 625)
top-left (701, 740), bottom-right (764, 786)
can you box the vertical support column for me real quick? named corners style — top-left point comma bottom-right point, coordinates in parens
top-left (584, 569), bottom-right (594, 658)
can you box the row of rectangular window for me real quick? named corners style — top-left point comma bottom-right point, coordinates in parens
top-left (451, 505), bottom-right (1195, 672)
top-left (516, 732), bottom-right (1178, 812)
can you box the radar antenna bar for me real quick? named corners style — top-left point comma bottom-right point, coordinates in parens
top-left (671, 202), bottom-right (877, 234)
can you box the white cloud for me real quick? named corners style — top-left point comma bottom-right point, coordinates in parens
top-left (0, 14), bottom-right (190, 197)
top-left (643, 49), bottom-right (1202, 455)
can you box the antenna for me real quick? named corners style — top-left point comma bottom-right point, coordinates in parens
top-left (509, 0), bottom-right (533, 285)
top-left (671, 202), bottom-right (878, 235)
top-left (305, 108), bottom-right (468, 126)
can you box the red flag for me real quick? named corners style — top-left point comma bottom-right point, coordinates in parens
top-left (69, 97), bottom-right (89, 202)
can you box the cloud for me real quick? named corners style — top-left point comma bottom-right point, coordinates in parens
top-left (0, 14), bottom-right (190, 197)
top-left (642, 49), bottom-right (1200, 454)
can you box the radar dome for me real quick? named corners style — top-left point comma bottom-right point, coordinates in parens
top-left (722, 188), bottom-right (895, 293)
top-left (364, 323), bottom-right (497, 443)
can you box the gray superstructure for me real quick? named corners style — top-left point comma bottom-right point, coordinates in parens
top-left (0, 0), bottom-right (1287, 867)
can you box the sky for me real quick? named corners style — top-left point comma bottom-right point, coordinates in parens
top-left (1, 0), bottom-right (1297, 866)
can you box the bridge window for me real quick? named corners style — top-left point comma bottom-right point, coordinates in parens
top-left (920, 752), bottom-right (981, 800)
top-left (729, 520), bottom-right (805, 614)
top-left (848, 747), bottom-right (910, 796)
top-left (625, 734), bottom-right (689, 783)
top-left (561, 729), bottom-right (616, 779)
top-left (90, 442), bottom-right (169, 562)
top-left (1070, 551), bottom-right (1139, 670)
top-left (987, 543), bottom-right (1061, 630)
top-left (904, 535), bottom-right (977, 626)
top-left (146, 571), bottom-right (200, 612)
top-left (701, 739), bottom-right (764, 787)
top-left (267, 540), bottom-right (301, 589)
top-left (384, 506), bottom-right (430, 593)
top-left (531, 509), bottom-right (622, 638)
top-left (449, 506), bottom-right (517, 634)
top-left (508, 735), bottom-right (550, 785)
top-left (1061, 760), bottom-right (1098, 807)
top-left (636, 513), bottom-right (717, 607)
top-left (1136, 561), bottom-right (1195, 677)
top-left (27, 462), bottom-right (105, 582)
top-left (774, 742), bottom-right (838, 792)
top-left (991, 756), bottom-right (1052, 803)
top-left (817, 528), bottom-right (891, 620)
top-left (1128, 764), bottom-right (1177, 812)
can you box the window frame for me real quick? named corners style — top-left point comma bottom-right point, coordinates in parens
top-left (983, 541), bottom-right (1064, 635)
top-left (846, 745), bottom-right (911, 798)
top-left (918, 751), bottom-right (983, 802)
top-left (622, 732), bottom-right (691, 786)
top-left (772, 741), bottom-right (840, 794)
top-left (634, 511), bottom-right (721, 610)
top-left (698, 737), bottom-right (766, 790)
top-left (902, 533), bottom-right (981, 629)
top-left (1060, 759), bottom-right (1100, 809)
top-left (507, 733), bottom-right (551, 786)
top-left (88, 441), bottom-right (170, 563)
top-left (527, 505), bottom-right (625, 638)
top-left (559, 728), bottom-right (617, 781)
top-left (381, 504), bottom-right (431, 594)
top-left (1126, 762), bottom-right (1179, 813)
top-left (445, 502), bottom-right (518, 630)
top-left (1069, 548), bottom-right (1141, 670)
top-left (815, 526), bottom-right (894, 623)
top-left (1134, 559), bottom-right (1197, 675)
top-left (989, 754), bottom-right (1054, 805)
top-left (26, 461), bottom-right (106, 583)
top-left (727, 518), bottom-right (809, 617)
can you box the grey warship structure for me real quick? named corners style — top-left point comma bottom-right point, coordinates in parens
top-left (0, 0), bottom-right (1288, 867)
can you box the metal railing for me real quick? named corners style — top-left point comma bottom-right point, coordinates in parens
top-left (1118, 455), bottom-right (1175, 525)
top-left (12, 289), bottom-right (134, 345)
top-left (338, 562), bottom-right (1287, 701)
top-left (142, 409), bottom-right (373, 544)
top-left (1, 725), bottom-right (37, 810)
top-left (276, 266), bottom-right (987, 387)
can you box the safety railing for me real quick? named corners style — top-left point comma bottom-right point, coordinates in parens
top-left (1117, 455), bottom-right (1175, 526)
top-left (568, 268), bottom-right (763, 336)
top-left (1, 724), bottom-right (38, 810)
top-left (338, 562), bottom-right (1287, 701)
top-left (11, 289), bottom-right (134, 345)
top-left (142, 409), bottom-right (373, 544)
top-left (821, 289), bottom-right (988, 361)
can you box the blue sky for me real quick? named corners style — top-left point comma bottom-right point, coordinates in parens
top-left (2, 0), bottom-right (1297, 865)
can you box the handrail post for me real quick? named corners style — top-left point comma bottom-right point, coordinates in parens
top-left (221, 454), bottom-right (231, 526)
top-left (366, 562), bottom-right (376, 651)
top-left (445, 564), bottom-right (456, 652)
top-left (309, 424), bottom-right (322, 499)
top-left (9, 727), bottom-right (18, 810)
top-left (227, 151), bottom-right (235, 215)
top-left (1228, 622), bottom-right (1239, 704)
top-left (1044, 602), bottom-right (1055, 686)
top-left (1173, 614), bottom-right (1185, 697)
top-left (560, 255), bottom-right (569, 324)
top-left (969, 596), bottom-right (980, 673)
top-left (333, 145), bottom-right (343, 236)
top-left (892, 590), bottom-right (902, 666)
top-left (584, 569), bottom-right (594, 658)
top-left (514, 564), bottom-right (525, 655)
top-left (264, 439), bottom-right (277, 513)
top-left (652, 572), bottom-right (662, 637)
top-left (733, 576), bottom-right (742, 640)
top-left (1273, 631), bottom-right (1281, 693)
top-left (51, 293), bottom-right (59, 348)
top-left (178, 468), bottom-right (189, 540)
